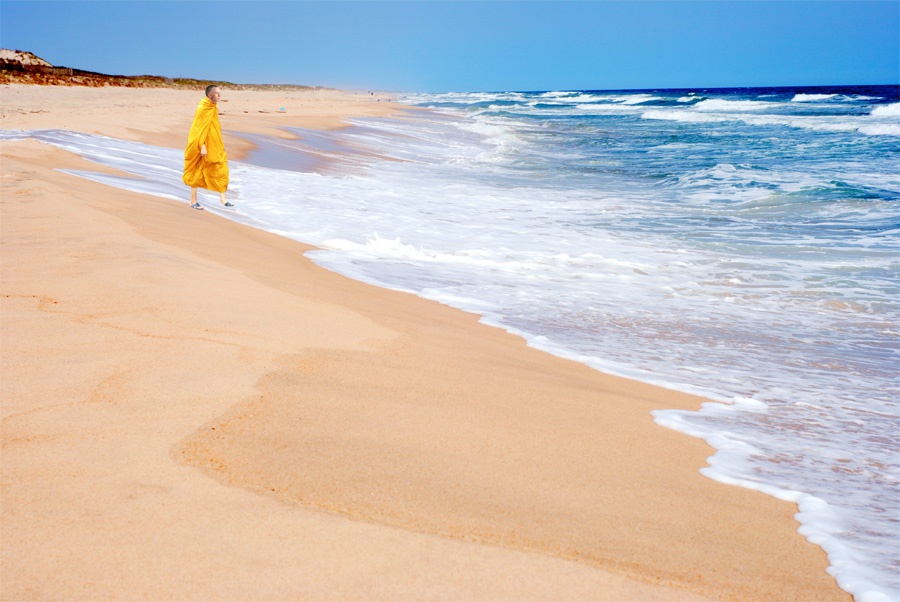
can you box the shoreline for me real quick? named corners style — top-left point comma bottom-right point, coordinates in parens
top-left (1, 84), bottom-right (849, 600)
top-left (0, 83), bottom-right (403, 162)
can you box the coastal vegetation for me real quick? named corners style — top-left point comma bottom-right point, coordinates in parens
top-left (0, 48), bottom-right (317, 91)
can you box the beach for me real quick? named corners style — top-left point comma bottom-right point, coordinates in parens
top-left (1, 85), bottom-right (850, 600)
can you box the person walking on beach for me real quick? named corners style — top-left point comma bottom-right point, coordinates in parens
top-left (183, 85), bottom-right (232, 210)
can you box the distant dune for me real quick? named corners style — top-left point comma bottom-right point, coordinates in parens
top-left (0, 48), bottom-right (318, 90)
top-left (0, 49), bottom-right (52, 67)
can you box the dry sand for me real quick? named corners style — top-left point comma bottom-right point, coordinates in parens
top-left (1, 85), bottom-right (849, 600)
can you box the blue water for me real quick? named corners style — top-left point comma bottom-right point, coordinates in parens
top-left (3, 84), bottom-right (898, 601)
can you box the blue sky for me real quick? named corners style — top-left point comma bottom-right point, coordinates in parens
top-left (2, 1), bottom-right (897, 92)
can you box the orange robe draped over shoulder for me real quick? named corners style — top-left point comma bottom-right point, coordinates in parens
top-left (183, 97), bottom-right (229, 193)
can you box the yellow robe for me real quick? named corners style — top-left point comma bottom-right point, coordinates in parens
top-left (183, 97), bottom-right (229, 192)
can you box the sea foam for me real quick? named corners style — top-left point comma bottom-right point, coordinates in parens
top-left (871, 102), bottom-right (900, 116)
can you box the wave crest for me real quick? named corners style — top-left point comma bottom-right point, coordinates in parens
top-left (870, 102), bottom-right (900, 117)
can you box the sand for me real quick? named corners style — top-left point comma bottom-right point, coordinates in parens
top-left (1, 84), bottom-right (849, 601)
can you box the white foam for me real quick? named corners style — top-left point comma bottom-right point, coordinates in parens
top-left (654, 401), bottom-right (900, 602)
top-left (537, 92), bottom-right (609, 104)
top-left (693, 98), bottom-right (780, 112)
top-left (641, 109), bottom-right (730, 123)
top-left (859, 123), bottom-right (900, 136)
top-left (571, 103), bottom-right (652, 115)
top-left (617, 94), bottom-right (662, 105)
top-left (642, 106), bottom-right (900, 137)
top-left (792, 93), bottom-right (838, 102)
top-left (539, 91), bottom-right (573, 99)
top-left (870, 102), bottom-right (900, 117)
top-left (322, 233), bottom-right (428, 259)
top-left (535, 92), bottom-right (662, 106)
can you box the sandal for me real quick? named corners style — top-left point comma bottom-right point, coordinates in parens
top-left (190, 202), bottom-right (203, 210)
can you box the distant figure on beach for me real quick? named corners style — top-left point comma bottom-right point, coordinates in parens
top-left (183, 85), bottom-right (232, 210)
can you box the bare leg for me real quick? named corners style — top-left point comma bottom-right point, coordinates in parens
top-left (220, 191), bottom-right (233, 207)
top-left (190, 187), bottom-right (203, 210)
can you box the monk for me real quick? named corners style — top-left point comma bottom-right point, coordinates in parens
top-left (183, 85), bottom-right (232, 210)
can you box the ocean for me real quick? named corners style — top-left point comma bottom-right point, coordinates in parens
top-left (4, 84), bottom-right (898, 601)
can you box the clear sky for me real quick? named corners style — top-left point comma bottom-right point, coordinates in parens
top-left (2, 1), bottom-right (897, 92)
